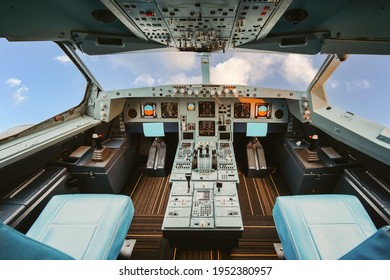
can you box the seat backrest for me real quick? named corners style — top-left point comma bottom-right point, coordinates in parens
top-left (0, 223), bottom-right (73, 260)
top-left (340, 226), bottom-right (390, 260)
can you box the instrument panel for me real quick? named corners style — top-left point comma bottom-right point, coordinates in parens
top-left (126, 99), bottom-right (286, 120)
top-left (124, 96), bottom-right (288, 141)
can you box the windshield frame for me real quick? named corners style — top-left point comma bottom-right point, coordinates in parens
top-left (0, 41), bottom-right (100, 142)
top-left (308, 54), bottom-right (390, 166)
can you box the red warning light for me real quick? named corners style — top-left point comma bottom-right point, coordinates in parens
top-left (145, 11), bottom-right (155, 17)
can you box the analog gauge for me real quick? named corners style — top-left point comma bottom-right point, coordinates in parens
top-left (187, 102), bottom-right (196, 111)
top-left (234, 102), bottom-right (251, 118)
top-left (127, 108), bottom-right (137, 119)
top-left (187, 122), bottom-right (196, 131)
top-left (161, 102), bottom-right (178, 118)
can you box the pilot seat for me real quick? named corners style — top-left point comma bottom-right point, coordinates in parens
top-left (273, 194), bottom-right (390, 260)
top-left (0, 194), bottom-right (135, 260)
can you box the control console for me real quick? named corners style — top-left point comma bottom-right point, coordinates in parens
top-left (162, 139), bottom-right (242, 246)
top-left (170, 140), bottom-right (239, 182)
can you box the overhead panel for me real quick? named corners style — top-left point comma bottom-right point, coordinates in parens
top-left (112, 0), bottom-right (290, 52)
top-left (231, 0), bottom-right (276, 48)
top-left (116, 0), bottom-right (170, 45)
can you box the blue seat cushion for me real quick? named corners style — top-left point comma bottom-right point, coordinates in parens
top-left (273, 194), bottom-right (377, 260)
top-left (26, 194), bottom-right (134, 260)
top-left (0, 223), bottom-right (73, 260)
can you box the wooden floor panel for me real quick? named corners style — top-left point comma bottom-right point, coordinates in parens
top-left (126, 168), bottom-right (290, 260)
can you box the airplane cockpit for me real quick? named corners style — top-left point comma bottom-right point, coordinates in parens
top-left (0, 0), bottom-right (389, 261)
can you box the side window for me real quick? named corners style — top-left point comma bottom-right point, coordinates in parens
top-left (0, 39), bottom-right (87, 139)
top-left (325, 55), bottom-right (390, 128)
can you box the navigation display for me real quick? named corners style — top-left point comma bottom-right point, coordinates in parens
top-left (234, 102), bottom-right (251, 118)
top-left (199, 121), bottom-right (215, 136)
top-left (198, 101), bottom-right (215, 118)
top-left (161, 102), bottom-right (178, 118)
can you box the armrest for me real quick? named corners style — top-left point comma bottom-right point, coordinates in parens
top-left (340, 226), bottom-right (390, 260)
top-left (0, 223), bottom-right (73, 260)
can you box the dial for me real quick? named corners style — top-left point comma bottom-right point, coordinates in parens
top-left (187, 102), bottom-right (196, 111)
top-left (187, 122), bottom-right (196, 131)
top-left (234, 102), bottom-right (251, 118)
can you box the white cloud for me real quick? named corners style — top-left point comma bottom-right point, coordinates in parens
top-left (346, 79), bottom-right (371, 91)
top-left (12, 85), bottom-right (29, 104)
top-left (279, 54), bottom-right (317, 88)
top-left (356, 79), bottom-right (370, 89)
top-left (107, 52), bottom-right (197, 73)
top-left (209, 53), bottom-right (316, 88)
top-left (134, 74), bottom-right (155, 86)
top-left (6, 78), bottom-right (22, 87)
top-left (95, 51), bottom-right (318, 90)
top-left (5, 78), bottom-right (29, 104)
top-left (211, 56), bottom-right (252, 85)
top-left (161, 52), bottom-right (197, 71)
top-left (55, 55), bottom-right (71, 64)
top-left (328, 79), bottom-right (341, 90)
top-left (165, 73), bottom-right (202, 85)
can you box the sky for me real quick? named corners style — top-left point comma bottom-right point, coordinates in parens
top-left (78, 50), bottom-right (321, 91)
top-left (1, 39), bottom-right (389, 135)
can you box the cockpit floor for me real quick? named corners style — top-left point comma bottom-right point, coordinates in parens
top-left (123, 168), bottom-right (290, 260)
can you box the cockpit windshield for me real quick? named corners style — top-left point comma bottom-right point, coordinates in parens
top-left (0, 39), bottom-right (86, 139)
top-left (77, 51), bottom-right (326, 91)
top-left (325, 54), bottom-right (390, 128)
